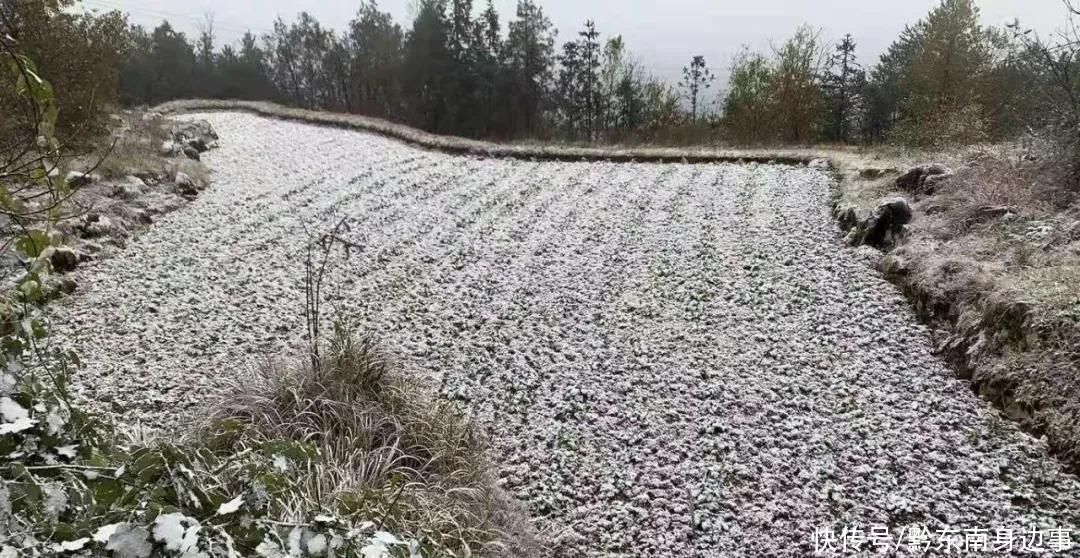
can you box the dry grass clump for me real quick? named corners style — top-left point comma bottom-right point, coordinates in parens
top-left (898, 146), bottom-right (1080, 303)
top-left (92, 112), bottom-right (175, 179)
top-left (197, 325), bottom-right (539, 558)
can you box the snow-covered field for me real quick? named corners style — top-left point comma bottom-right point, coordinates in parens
top-left (53, 112), bottom-right (1080, 556)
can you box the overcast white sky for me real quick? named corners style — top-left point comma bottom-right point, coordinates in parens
top-left (81, 0), bottom-right (1068, 88)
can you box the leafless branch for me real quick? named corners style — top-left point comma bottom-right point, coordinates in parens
top-left (305, 216), bottom-right (362, 369)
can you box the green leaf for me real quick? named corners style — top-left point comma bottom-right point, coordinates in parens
top-left (49, 172), bottom-right (70, 197)
top-left (10, 57), bottom-right (54, 105)
top-left (260, 440), bottom-right (317, 462)
top-left (1, 336), bottom-right (25, 359)
top-left (30, 319), bottom-right (47, 340)
top-left (0, 187), bottom-right (25, 213)
top-left (51, 522), bottom-right (77, 542)
top-left (93, 479), bottom-right (124, 509)
top-left (19, 279), bottom-right (42, 304)
top-left (10, 54), bottom-right (38, 77)
top-left (20, 479), bottom-right (43, 514)
top-left (15, 230), bottom-right (50, 258)
top-left (87, 449), bottom-right (110, 468)
top-left (131, 450), bottom-right (165, 483)
top-left (0, 432), bottom-right (15, 455)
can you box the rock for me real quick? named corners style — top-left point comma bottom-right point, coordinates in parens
top-left (133, 171), bottom-right (164, 185)
top-left (42, 276), bottom-right (77, 301)
top-left (880, 253), bottom-right (910, 276)
top-left (926, 162), bottom-right (949, 175)
top-left (858, 167), bottom-right (895, 179)
top-left (173, 119), bottom-right (218, 146)
top-left (974, 205), bottom-right (1015, 221)
top-left (895, 163), bottom-right (951, 197)
top-left (836, 205), bottom-right (861, 231)
top-left (175, 172), bottom-right (201, 198)
top-left (81, 214), bottom-right (114, 238)
top-left (849, 196), bottom-right (912, 248)
top-left (160, 140), bottom-right (179, 157)
top-left (112, 176), bottom-right (149, 199)
top-left (176, 184), bottom-right (199, 198)
top-left (174, 171), bottom-right (195, 188)
top-left (116, 205), bottom-right (154, 227)
top-left (895, 166), bottom-right (924, 190)
top-left (809, 158), bottom-right (830, 170)
top-left (921, 172), bottom-right (952, 194)
top-left (185, 137), bottom-right (208, 153)
top-left (171, 119), bottom-right (218, 160)
top-left (58, 277), bottom-right (77, 294)
top-left (880, 196), bottom-right (913, 224)
top-left (65, 171), bottom-right (95, 188)
top-left (49, 247), bottom-right (79, 272)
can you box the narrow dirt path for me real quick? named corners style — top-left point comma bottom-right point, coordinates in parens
top-left (52, 112), bottom-right (1080, 557)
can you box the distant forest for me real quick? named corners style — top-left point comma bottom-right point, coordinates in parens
top-left (2, 0), bottom-right (1079, 148)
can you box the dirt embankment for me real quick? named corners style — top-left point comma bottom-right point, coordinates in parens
top-left (829, 149), bottom-right (1080, 474)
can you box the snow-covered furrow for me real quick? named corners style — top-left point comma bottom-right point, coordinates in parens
top-left (52, 112), bottom-right (1080, 557)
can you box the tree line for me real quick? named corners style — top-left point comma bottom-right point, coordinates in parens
top-left (3, 0), bottom-right (1080, 155)
top-left (723, 0), bottom-right (1074, 148)
top-left (115, 0), bottom-right (691, 143)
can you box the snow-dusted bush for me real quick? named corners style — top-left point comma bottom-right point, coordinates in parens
top-left (196, 321), bottom-right (532, 558)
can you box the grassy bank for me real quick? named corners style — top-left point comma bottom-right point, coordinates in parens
top-left (156, 99), bottom-right (820, 165)
top-left (831, 145), bottom-right (1080, 472)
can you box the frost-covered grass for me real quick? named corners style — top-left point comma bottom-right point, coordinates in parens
top-left (199, 324), bottom-right (538, 557)
top-left (92, 112), bottom-right (176, 180)
top-left (155, 99), bottom-right (821, 165)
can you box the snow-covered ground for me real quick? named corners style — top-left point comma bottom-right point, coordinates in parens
top-left (52, 112), bottom-right (1080, 557)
